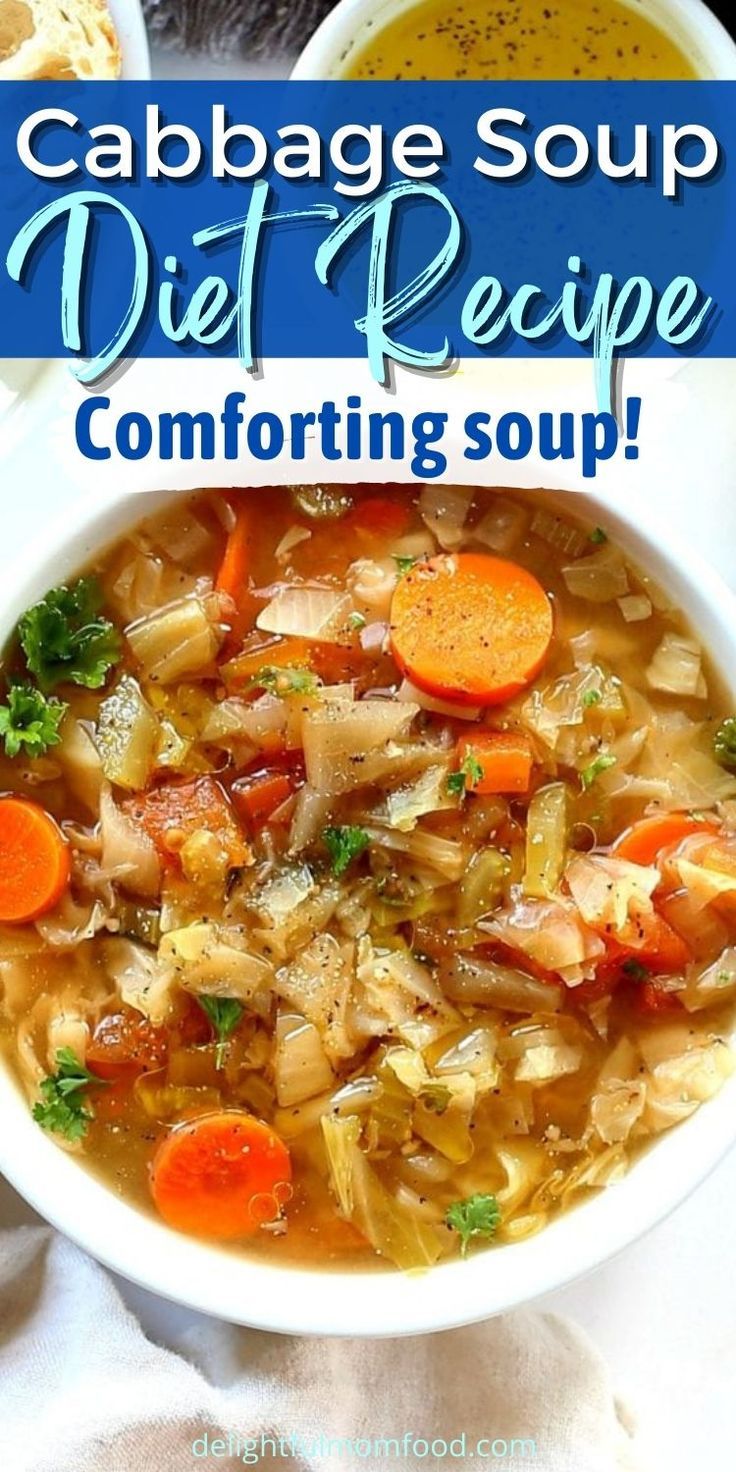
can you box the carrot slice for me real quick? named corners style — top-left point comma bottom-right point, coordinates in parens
top-left (231, 769), bottom-right (294, 825)
top-left (455, 730), bottom-right (533, 794)
top-left (389, 553), bottom-right (553, 706)
top-left (150, 1110), bottom-right (292, 1240)
top-left (216, 502), bottom-right (251, 603)
top-left (216, 500), bottom-right (257, 644)
top-left (125, 777), bottom-right (250, 868)
top-left (0, 797), bottom-right (70, 923)
top-left (612, 813), bottom-right (716, 867)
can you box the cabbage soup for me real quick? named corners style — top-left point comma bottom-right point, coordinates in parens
top-left (1, 485), bottom-right (735, 1271)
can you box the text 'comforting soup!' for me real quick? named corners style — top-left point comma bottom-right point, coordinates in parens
top-left (1, 486), bottom-right (735, 1271)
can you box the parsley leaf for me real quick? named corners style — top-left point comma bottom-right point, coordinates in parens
top-left (714, 717), bottom-right (736, 772)
top-left (589, 527), bottom-right (608, 545)
top-left (323, 825), bottom-right (370, 876)
top-left (447, 752), bottom-right (485, 796)
top-left (197, 996), bottom-right (244, 1069)
top-left (393, 555), bottom-right (417, 577)
top-left (582, 689), bottom-right (602, 709)
top-left (622, 959), bottom-right (649, 983)
top-left (445, 1193), bottom-right (502, 1256)
top-left (581, 753), bottom-right (617, 790)
top-left (346, 611), bottom-right (366, 633)
top-left (248, 665), bottom-right (319, 697)
top-left (32, 1047), bottom-right (104, 1141)
top-left (0, 681), bottom-right (67, 758)
top-left (19, 578), bottom-right (122, 692)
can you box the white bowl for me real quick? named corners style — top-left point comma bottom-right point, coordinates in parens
top-left (1, 484), bottom-right (736, 1335)
top-left (109, 0), bottom-right (151, 78)
top-left (292, 0), bottom-right (736, 79)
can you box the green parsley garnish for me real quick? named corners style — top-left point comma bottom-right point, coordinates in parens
top-left (248, 665), bottom-right (319, 697)
top-left (393, 555), bottom-right (417, 577)
top-left (622, 959), bottom-right (649, 983)
top-left (32, 1047), bottom-right (104, 1141)
top-left (581, 753), bottom-right (617, 790)
top-left (0, 681), bottom-right (67, 758)
top-left (589, 527), bottom-right (608, 545)
top-left (447, 752), bottom-right (485, 796)
top-left (582, 689), bottom-right (602, 709)
top-left (714, 717), bottom-right (736, 771)
top-left (346, 611), bottom-right (367, 633)
top-left (323, 825), bottom-right (371, 876)
top-left (445, 1193), bottom-right (502, 1256)
top-left (18, 578), bottom-right (122, 692)
top-left (197, 996), bottom-right (244, 1069)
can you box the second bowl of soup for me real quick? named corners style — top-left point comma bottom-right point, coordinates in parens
top-left (292, 0), bottom-right (736, 80)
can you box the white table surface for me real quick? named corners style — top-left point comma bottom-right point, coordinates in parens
top-left (1, 42), bottom-right (734, 1472)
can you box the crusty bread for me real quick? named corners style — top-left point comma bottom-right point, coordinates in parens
top-left (0, 0), bottom-right (121, 79)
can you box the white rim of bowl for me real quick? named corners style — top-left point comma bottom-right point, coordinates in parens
top-left (109, 0), bottom-right (151, 79)
top-left (1, 485), bottom-right (736, 1336)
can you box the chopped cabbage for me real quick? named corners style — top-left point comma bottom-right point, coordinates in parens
top-left (321, 1113), bottom-right (443, 1269)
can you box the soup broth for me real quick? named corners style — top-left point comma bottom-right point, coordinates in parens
top-left (1, 485), bottom-right (735, 1272)
top-left (345, 0), bottom-right (698, 80)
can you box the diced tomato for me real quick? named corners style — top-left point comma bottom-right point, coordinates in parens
top-left (173, 995), bottom-right (215, 1048)
top-left (86, 1010), bottom-right (168, 1081)
top-left (347, 496), bottom-right (411, 541)
top-left (232, 768), bottom-right (294, 825)
top-left (608, 909), bottom-right (692, 975)
top-left (570, 962), bottom-right (624, 1007)
top-left (635, 980), bottom-right (684, 1015)
top-left (125, 777), bottom-right (250, 869)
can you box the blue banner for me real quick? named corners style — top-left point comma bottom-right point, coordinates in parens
top-left (0, 81), bottom-right (734, 395)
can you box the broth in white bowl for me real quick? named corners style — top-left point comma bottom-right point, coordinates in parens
top-left (0, 483), bottom-right (735, 1330)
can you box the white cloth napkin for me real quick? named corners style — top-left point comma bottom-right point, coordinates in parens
top-left (0, 1226), bottom-right (640, 1472)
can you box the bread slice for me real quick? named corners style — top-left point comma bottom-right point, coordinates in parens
top-left (0, 0), bottom-right (121, 78)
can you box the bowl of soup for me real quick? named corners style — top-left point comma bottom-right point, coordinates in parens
top-left (0, 482), bottom-right (736, 1334)
top-left (292, 0), bottom-right (736, 80)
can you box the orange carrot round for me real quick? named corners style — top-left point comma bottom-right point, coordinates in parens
top-left (612, 813), bottom-right (716, 867)
top-left (0, 797), bottom-right (70, 923)
top-left (389, 553), bottom-right (553, 706)
top-left (150, 1110), bottom-right (292, 1240)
